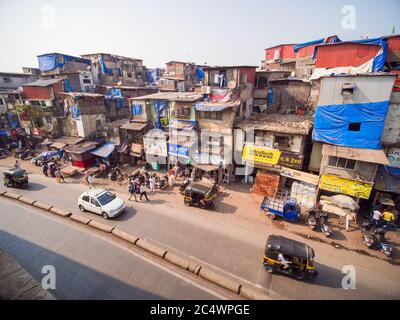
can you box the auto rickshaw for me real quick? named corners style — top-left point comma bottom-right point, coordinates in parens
top-left (3, 168), bottom-right (29, 188)
top-left (183, 182), bottom-right (217, 209)
top-left (262, 235), bottom-right (318, 281)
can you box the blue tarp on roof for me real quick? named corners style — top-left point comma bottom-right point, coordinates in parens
top-left (37, 53), bottom-right (90, 72)
top-left (195, 67), bottom-right (205, 81)
top-left (350, 37), bottom-right (388, 72)
top-left (91, 142), bottom-right (115, 158)
top-left (154, 100), bottom-right (168, 129)
top-left (105, 88), bottom-right (125, 109)
top-left (312, 101), bottom-right (390, 149)
top-left (293, 38), bottom-right (325, 53)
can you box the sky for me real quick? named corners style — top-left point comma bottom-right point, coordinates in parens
top-left (0, 0), bottom-right (399, 72)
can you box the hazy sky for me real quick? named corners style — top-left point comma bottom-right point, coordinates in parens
top-left (0, 0), bottom-right (399, 72)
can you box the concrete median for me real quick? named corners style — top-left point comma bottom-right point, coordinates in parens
top-left (0, 190), bottom-right (6, 195)
top-left (188, 262), bottom-right (202, 275)
top-left (239, 285), bottom-right (271, 300)
top-left (32, 201), bottom-right (53, 211)
top-left (88, 220), bottom-right (114, 233)
top-left (49, 207), bottom-right (72, 218)
top-left (111, 228), bottom-right (139, 245)
top-left (3, 192), bottom-right (21, 200)
top-left (199, 267), bottom-right (241, 294)
top-left (18, 196), bottom-right (36, 205)
top-left (135, 239), bottom-right (167, 258)
top-left (164, 252), bottom-right (190, 271)
top-left (69, 214), bottom-right (91, 225)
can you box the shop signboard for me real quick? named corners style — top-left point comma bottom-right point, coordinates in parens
top-left (143, 137), bottom-right (167, 157)
top-left (168, 143), bottom-right (189, 158)
top-left (242, 145), bottom-right (281, 165)
top-left (388, 148), bottom-right (400, 168)
top-left (319, 175), bottom-right (373, 199)
top-left (281, 167), bottom-right (319, 185)
top-left (278, 152), bottom-right (303, 169)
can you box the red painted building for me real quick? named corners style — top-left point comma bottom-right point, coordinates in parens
top-left (22, 78), bottom-right (64, 100)
top-left (264, 44), bottom-right (295, 63)
top-left (315, 42), bottom-right (382, 68)
top-left (386, 35), bottom-right (400, 63)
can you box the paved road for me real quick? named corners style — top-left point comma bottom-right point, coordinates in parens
top-left (0, 198), bottom-right (231, 300)
top-left (1, 167), bottom-right (400, 299)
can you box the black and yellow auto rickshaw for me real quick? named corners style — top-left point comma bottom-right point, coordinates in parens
top-left (183, 182), bottom-right (217, 209)
top-left (262, 235), bottom-right (318, 280)
top-left (3, 168), bottom-right (29, 188)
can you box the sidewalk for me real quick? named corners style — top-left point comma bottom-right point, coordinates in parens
top-left (1, 156), bottom-right (399, 262)
top-left (0, 248), bottom-right (55, 300)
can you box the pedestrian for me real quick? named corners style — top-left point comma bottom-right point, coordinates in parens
top-left (99, 162), bottom-right (107, 177)
top-left (382, 209), bottom-right (395, 227)
top-left (84, 170), bottom-right (90, 185)
top-left (139, 183), bottom-right (149, 201)
top-left (372, 208), bottom-right (382, 227)
top-left (128, 179), bottom-right (137, 202)
top-left (55, 167), bottom-right (65, 183)
top-left (345, 212), bottom-right (355, 231)
top-left (149, 174), bottom-right (156, 193)
top-left (88, 174), bottom-right (94, 189)
top-left (14, 159), bottom-right (21, 169)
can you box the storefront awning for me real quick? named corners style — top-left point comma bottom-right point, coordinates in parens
top-left (91, 142), bottom-right (115, 158)
top-left (374, 165), bottom-right (400, 194)
top-left (193, 163), bottom-right (219, 172)
top-left (51, 142), bottom-right (67, 149)
top-left (322, 144), bottom-right (389, 165)
top-left (194, 100), bottom-right (240, 112)
top-left (120, 122), bottom-right (148, 131)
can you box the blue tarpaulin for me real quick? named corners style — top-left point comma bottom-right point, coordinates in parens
top-left (293, 38), bottom-right (325, 53)
top-left (105, 88), bottom-right (125, 109)
top-left (132, 104), bottom-right (142, 116)
top-left (168, 143), bottom-right (189, 158)
top-left (194, 102), bottom-right (232, 112)
top-left (154, 100), bottom-right (168, 129)
top-left (147, 69), bottom-right (157, 84)
top-left (64, 79), bottom-right (72, 92)
top-left (350, 37), bottom-right (388, 72)
top-left (195, 67), bottom-right (205, 81)
top-left (70, 105), bottom-right (80, 119)
top-left (38, 53), bottom-right (90, 72)
top-left (91, 142), bottom-right (115, 158)
top-left (312, 101), bottom-right (390, 149)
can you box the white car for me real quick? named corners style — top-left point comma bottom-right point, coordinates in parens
top-left (78, 188), bottom-right (125, 219)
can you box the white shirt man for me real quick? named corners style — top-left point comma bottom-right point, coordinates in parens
top-left (278, 253), bottom-right (291, 269)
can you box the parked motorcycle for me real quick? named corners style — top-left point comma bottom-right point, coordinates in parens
top-left (363, 228), bottom-right (393, 257)
top-left (179, 178), bottom-right (191, 194)
top-left (108, 167), bottom-right (125, 184)
top-left (308, 209), bottom-right (333, 237)
top-left (155, 174), bottom-right (169, 190)
top-left (18, 149), bottom-right (35, 160)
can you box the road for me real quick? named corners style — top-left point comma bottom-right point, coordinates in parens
top-left (0, 197), bottom-right (234, 300)
top-left (1, 166), bottom-right (400, 299)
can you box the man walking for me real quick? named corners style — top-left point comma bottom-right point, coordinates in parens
top-left (55, 167), bottom-right (65, 183)
top-left (88, 173), bottom-right (94, 189)
top-left (84, 170), bottom-right (90, 185)
top-left (139, 183), bottom-right (149, 201)
top-left (372, 208), bottom-right (382, 227)
top-left (128, 178), bottom-right (137, 202)
top-left (149, 174), bottom-right (156, 193)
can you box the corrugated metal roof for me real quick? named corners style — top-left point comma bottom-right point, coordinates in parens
top-left (203, 65), bottom-right (258, 70)
top-left (23, 78), bottom-right (63, 87)
top-left (120, 122), bottom-right (148, 131)
top-left (322, 144), bottom-right (389, 165)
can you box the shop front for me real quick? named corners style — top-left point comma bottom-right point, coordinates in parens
top-left (143, 130), bottom-right (168, 170)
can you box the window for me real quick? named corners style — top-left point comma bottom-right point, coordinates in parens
top-left (348, 122), bottom-right (361, 131)
top-left (82, 79), bottom-right (91, 84)
top-left (90, 198), bottom-right (100, 206)
top-left (2, 77), bottom-right (11, 83)
top-left (240, 73), bottom-right (248, 84)
top-left (95, 120), bottom-right (102, 128)
top-left (126, 72), bottom-right (132, 78)
top-left (328, 156), bottom-right (356, 170)
top-left (82, 195), bottom-right (90, 202)
top-left (200, 111), bottom-right (223, 120)
top-left (0, 98), bottom-right (4, 106)
top-left (274, 135), bottom-right (290, 150)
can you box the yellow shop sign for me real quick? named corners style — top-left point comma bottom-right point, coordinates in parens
top-left (319, 175), bottom-right (373, 199)
top-left (242, 145), bottom-right (281, 165)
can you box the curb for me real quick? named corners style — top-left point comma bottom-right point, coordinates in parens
top-left (69, 214), bottom-right (91, 225)
top-left (0, 191), bottom-right (271, 300)
top-left (240, 285), bottom-right (271, 300)
top-left (49, 207), bottom-right (72, 218)
top-left (88, 220), bottom-right (114, 233)
top-left (136, 239), bottom-right (167, 259)
top-left (3, 192), bottom-right (21, 200)
top-left (18, 196), bottom-right (36, 205)
top-left (199, 267), bottom-right (241, 294)
top-left (32, 201), bottom-right (53, 211)
top-left (111, 228), bottom-right (139, 244)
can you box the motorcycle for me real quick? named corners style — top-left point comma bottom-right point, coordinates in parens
top-left (307, 209), bottom-right (333, 237)
top-left (363, 228), bottom-right (393, 257)
top-left (155, 174), bottom-right (169, 190)
top-left (179, 178), bottom-right (191, 194)
top-left (108, 167), bottom-right (125, 184)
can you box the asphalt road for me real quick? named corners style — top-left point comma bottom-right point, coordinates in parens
top-left (0, 198), bottom-right (232, 300)
top-left (1, 166), bottom-right (400, 299)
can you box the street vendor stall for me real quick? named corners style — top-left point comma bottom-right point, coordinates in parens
top-left (66, 141), bottom-right (98, 169)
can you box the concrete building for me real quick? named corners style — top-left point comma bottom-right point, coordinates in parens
top-left (0, 72), bottom-right (38, 90)
top-left (37, 53), bottom-right (91, 76)
top-left (159, 61), bottom-right (200, 92)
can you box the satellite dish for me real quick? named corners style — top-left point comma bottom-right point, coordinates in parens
top-left (44, 123), bottom-right (54, 132)
top-left (117, 81), bottom-right (122, 86)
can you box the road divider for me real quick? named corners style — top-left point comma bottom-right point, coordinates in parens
top-left (136, 239), bottom-right (167, 259)
top-left (49, 207), bottom-right (72, 218)
top-left (88, 220), bottom-right (114, 233)
top-left (3, 192), bottom-right (21, 200)
top-left (69, 214), bottom-right (91, 225)
top-left (199, 267), bottom-right (241, 294)
top-left (33, 201), bottom-right (53, 211)
top-left (0, 191), bottom-right (271, 300)
top-left (111, 228), bottom-right (139, 245)
top-left (18, 196), bottom-right (36, 205)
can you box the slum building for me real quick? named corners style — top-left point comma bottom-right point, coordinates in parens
top-left (37, 53), bottom-right (91, 76)
top-left (81, 53), bottom-right (147, 87)
top-left (159, 61), bottom-right (202, 92)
